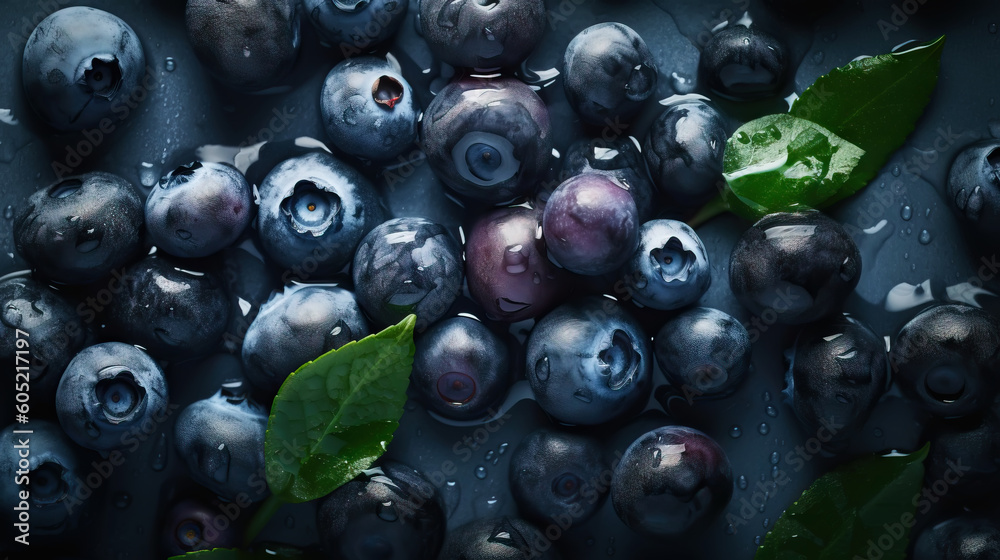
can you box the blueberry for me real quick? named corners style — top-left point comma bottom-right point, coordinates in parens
top-left (698, 24), bottom-right (789, 100)
top-left (947, 139), bottom-right (1000, 238)
top-left (422, 77), bottom-right (552, 204)
top-left (174, 383), bottom-right (269, 502)
top-left (913, 513), bottom-right (1000, 560)
top-left (437, 516), bottom-right (558, 560)
top-left (890, 304), bottom-right (1000, 418)
top-left (304, 0), bottom-right (407, 51)
top-left (787, 315), bottom-right (888, 445)
top-left (13, 172), bottom-right (144, 285)
top-left (729, 211), bottom-right (861, 325)
top-left (242, 283), bottom-right (369, 397)
top-left (161, 498), bottom-right (241, 555)
top-left (22, 6), bottom-right (145, 131)
top-left (185, 0), bottom-right (301, 91)
top-left (643, 99), bottom-right (728, 208)
top-left (509, 428), bottom-right (608, 526)
top-left (542, 173), bottom-right (640, 276)
top-left (419, 0), bottom-right (546, 69)
top-left (0, 277), bottom-right (90, 404)
top-left (103, 255), bottom-right (230, 359)
top-left (526, 296), bottom-right (652, 426)
top-left (654, 307), bottom-right (750, 399)
top-left (922, 412), bottom-right (1000, 506)
top-left (317, 461), bottom-right (446, 560)
top-left (352, 217), bottom-right (463, 331)
top-left (465, 206), bottom-right (567, 322)
top-left (0, 421), bottom-right (87, 537)
top-left (220, 240), bottom-right (276, 354)
top-left (321, 56), bottom-right (419, 161)
top-left (563, 23), bottom-right (657, 125)
top-left (256, 152), bottom-right (384, 279)
top-left (55, 342), bottom-right (168, 452)
top-left (623, 219), bottom-right (710, 310)
top-left (562, 137), bottom-right (657, 222)
top-left (611, 425), bottom-right (733, 538)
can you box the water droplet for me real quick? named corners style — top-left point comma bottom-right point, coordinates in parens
top-left (762, 391), bottom-right (772, 402)
top-left (758, 422), bottom-right (770, 435)
top-left (138, 162), bottom-right (160, 188)
top-left (3, 205), bottom-right (12, 220)
top-left (874, 428), bottom-right (883, 437)
top-left (485, 450), bottom-right (495, 461)
top-left (900, 205), bottom-right (912, 220)
top-left (165, 57), bottom-right (176, 72)
top-left (763, 518), bottom-right (770, 529)
top-left (726, 524), bottom-right (736, 535)
top-left (669, 71), bottom-right (696, 94)
top-left (442, 480), bottom-right (461, 518)
top-left (285, 515), bottom-right (295, 528)
top-left (376, 501), bottom-right (398, 522)
top-left (736, 131), bottom-right (751, 144)
top-left (771, 466), bottom-right (780, 478)
top-left (754, 535), bottom-right (762, 546)
top-left (759, 502), bottom-right (766, 513)
top-left (990, 22), bottom-right (998, 34)
top-left (474, 466), bottom-right (487, 479)
top-left (738, 475), bottom-right (748, 490)
top-left (770, 451), bottom-right (780, 465)
top-left (498, 442), bottom-right (508, 454)
top-left (113, 491), bottom-right (131, 509)
top-left (729, 425), bottom-right (742, 438)
top-left (765, 405), bottom-right (778, 418)
top-left (918, 229), bottom-right (932, 244)
top-left (150, 432), bottom-right (169, 471)
top-left (242, 47), bottom-right (251, 57)
top-left (891, 165), bottom-right (901, 177)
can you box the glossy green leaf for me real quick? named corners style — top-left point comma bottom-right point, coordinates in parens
top-left (722, 113), bottom-right (865, 220)
top-left (790, 36), bottom-right (945, 204)
top-left (264, 314), bottom-right (416, 503)
top-left (755, 445), bottom-right (929, 560)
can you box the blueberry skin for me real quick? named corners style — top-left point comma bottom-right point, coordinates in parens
top-left (437, 516), bottom-right (560, 560)
top-left (526, 296), bottom-right (652, 426)
top-left (623, 219), bottom-right (711, 310)
top-left (422, 77), bottom-right (552, 204)
top-left (242, 284), bottom-right (369, 397)
top-left (185, 0), bottom-right (300, 92)
top-left (146, 162), bottom-right (253, 258)
top-left (890, 304), bottom-right (1000, 418)
top-left (304, 0), bottom-right (407, 50)
top-left (174, 385), bottom-right (269, 502)
top-left (563, 23), bottom-right (657, 125)
top-left (55, 342), bottom-right (169, 452)
top-left (256, 152), bottom-right (384, 278)
top-left (654, 307), bottom-right (750, 399)
top-left (104, 255), bottom-right (231, 359)
top-left (321, 56), bottom-right (419, 161)
top-left (729, 211), bottom-right (861, 325)
top-left (914, 514), bottom-right (1000, 560)
top-left (0, 421), bottom-right (87, 537)
top-left (922, 412), bottom-right (1000, 505)
top-left (465, 206), bottom-right (567, 322)
top-left (352, 217), bottom-right (463, 331)
top-left (611, 425), bottom-right (733, 538)
top-left (787, 315), bottom-right (888, 444)
top-left (419, 0), bottom-right (546, 69)
top-left (509, 428), bottom-right (608, 526)
top-left (643, 100), bottom-right (728, 208)
top-left (317, 461), bottom-right (446, 560)
top-left (22, 6), bottom-right (145, 131)
top-left (161, 498), bottom-right (241, 555)
top-left (13, 172), bottom-right (144, 285)
top-left (0, 277), bottom-right (90, 404)
top-left (947, 139), bottom-right (1000, 238)
top-left (562, 137), bottom-right (657, 222)
top-left (542, 173), bottom-right (640, 276)
top-left (698, 24), bottom-right (789, 100)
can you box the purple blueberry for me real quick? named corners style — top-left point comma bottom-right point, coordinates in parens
top-left (542, 173), bottom-right (640, 276)
top-left (526, 296), bottom-right (652, 426)
top-left (654, 307), bottom-right (751, 399)
top-left (437, 516), bottom-right (559, 560)
top-left (947, 139), bottom-right (1000, 238)
top-left (465, 206), bottom-right (567, 322)
top-left (22, 6), bottom-right (146, 130)
top-left (922, 412), bottom-right (1000, 505)
top-left (304, 0), bottom-right (407, 52)
top-left (13, 172), bottom-right (144, 285)
top-left (419, 0), bottom-right (546, 69)
top-left (623, 219), bottom-right (711, 310)
top-left (422, 77), bottom-right (552, 204)
top-left (914, 513), bottom-right (1000, 560)
top-left (699, 24), bottom-right (789, 100)
top-left (562, 137), bottom-right (657, 222)
top-left (563, 23), bottom-right (657, 125)
top-left (146, 162), bottom-right (253, 258)
top-left (161, 498), bottom-right (241, 555)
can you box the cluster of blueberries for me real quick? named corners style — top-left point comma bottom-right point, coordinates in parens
top-left (2, 0), bottom-right (1000, 559)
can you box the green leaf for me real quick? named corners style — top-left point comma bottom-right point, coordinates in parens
top-left (168, 549), bottom-right (250, 559)
top-left (264, 314), bottom-right (416, 503)
top-left (755, 444), bottom-right (929, 560)
top-left (722, 113), bottom-right (865, 220)
top-left (789, 36), bottom-right (945, 204)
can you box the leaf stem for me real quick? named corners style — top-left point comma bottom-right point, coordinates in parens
top-left (243, 493), bottom-right (284, 547)
top-left (687, 195), bottom-right (729, 228)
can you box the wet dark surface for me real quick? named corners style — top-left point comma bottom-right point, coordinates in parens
top-left (1, 0), bottom-right (999, 558)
